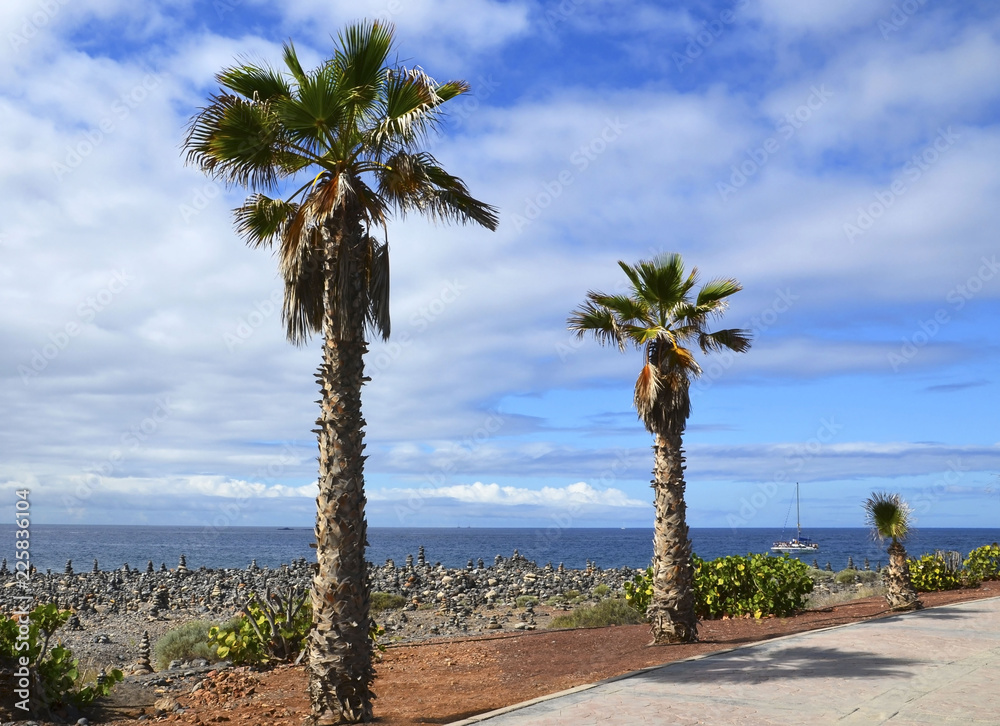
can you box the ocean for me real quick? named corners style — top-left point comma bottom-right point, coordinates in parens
top-left (3, 525), bottom-right (998, 573)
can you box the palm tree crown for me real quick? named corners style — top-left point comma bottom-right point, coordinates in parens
top-left (865, 491), bottom-right (912, 544)
top-left (568, 253), bottom-right (751, 434)
top-left (184, 22), bottom-right (498, 343)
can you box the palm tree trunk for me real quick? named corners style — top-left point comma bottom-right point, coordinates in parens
top-left (307, 229), bottom-right (376, 724)
top-left (647, 432), bottom-right (698, 643)
top-left (885, 540), bottom-right (921, 611)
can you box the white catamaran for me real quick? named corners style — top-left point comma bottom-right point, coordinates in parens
top-left (771, 483), bottom-right (820, 553)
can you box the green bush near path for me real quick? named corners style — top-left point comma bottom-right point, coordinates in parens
top-left (625, 553), bottom-right (813, 620)
top-left (963, 544), bottom-right (1000, 581)
top-left (371, 592), bottom-right (406, 613)
top-left (548, 598), bottom-right (646, 629)
top-left (908, 553), bottom-right (972, 592)
top-left (834, 570), bottom-right (857, 585)
top-left (0, 603), bottom-right (123, 716)
top-left (153, 620), bottom-right (221, 670)
top-left (694, 553), bottom-right (813, 619)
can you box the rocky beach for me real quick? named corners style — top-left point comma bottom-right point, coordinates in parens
top-left (1, 548), bottom-right (644, 676)
top-left (3, 546), bottom-right (993, 725)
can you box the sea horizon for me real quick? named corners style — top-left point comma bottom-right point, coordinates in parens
top-left (4, 524), bottom-right (998, 573)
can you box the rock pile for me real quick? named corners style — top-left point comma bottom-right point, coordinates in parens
top-left (0, 549), bottom-right (638, 627)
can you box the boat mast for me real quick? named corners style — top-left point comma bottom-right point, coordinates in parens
top-left (796, 483), bottom-right (801, 541)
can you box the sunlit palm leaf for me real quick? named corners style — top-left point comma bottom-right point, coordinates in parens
top-left (218, 63), bottom-right (291, 101)
top-left (696, 277), bottom-right (743, 309)
top-left (235, 194), bottom-right (298, 248)
top-left (567, 299), bottom-right (626, 352)
top-left (698, 328), bottom-right (752, 355)
top-left (865, 491), bottom-right (912, 543)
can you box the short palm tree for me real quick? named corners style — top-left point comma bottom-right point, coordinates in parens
top-left (865, 491), bottom-right (922, 611)
top-left (184, 22), bottom-right (497, 724)
top-left (568, 253), bottom-right (751, 643)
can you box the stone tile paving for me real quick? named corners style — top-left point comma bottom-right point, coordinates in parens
top-left (455, 596), bottom-right (1000, 726)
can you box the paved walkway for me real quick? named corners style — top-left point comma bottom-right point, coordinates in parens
top-left (453, 596), bottom-right (1000, 725)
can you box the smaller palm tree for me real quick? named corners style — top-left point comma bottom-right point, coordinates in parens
top-left (864, 491), bottom-right (922, 611)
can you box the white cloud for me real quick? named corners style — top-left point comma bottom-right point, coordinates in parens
top-left (369, 481), bottom-right (647, 508)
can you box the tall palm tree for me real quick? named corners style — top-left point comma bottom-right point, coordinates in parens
top-left (865, 491), bottom-right (922, 611)
top-left (184, 22), bottom-right (497, 723)
top-left (568, 253), bottom-right (751, 643)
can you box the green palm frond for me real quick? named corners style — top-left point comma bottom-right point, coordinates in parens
top-left (281, 41), bottom-right (308, 84)
top-left (218, 62), bottom-right (291, 101)
top-left (698, 328), bottom-right (753, 355)
top-left (865, 491), bottom-right (912, 543)
top-left (590, 293), bottom-right (651, 329)
top-left (184, 93), bottom-right (284, 190)
top-left (695, 277), bottom-right (743, 309)
top-left (378, 152), bottom-right (498, 229)
top-left (568, 298), bottom-right (626, 351)
top-left (234, 194), bottom-right (298, 249)
top-left (334, 21), bottom-right (394, 99)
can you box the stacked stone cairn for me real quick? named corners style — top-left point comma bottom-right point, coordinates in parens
top-left (133, 630), bottom-right (153, 675)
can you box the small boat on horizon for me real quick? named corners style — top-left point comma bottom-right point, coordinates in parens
top-left (771, 483), bottom-right (820, 553)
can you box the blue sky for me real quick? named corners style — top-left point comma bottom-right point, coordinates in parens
top-left (2, 0), bottom-right (999, 531)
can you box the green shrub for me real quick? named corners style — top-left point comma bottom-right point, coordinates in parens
top-left (208, 589), bottom-right (311, 666)
top-left (623, 567), bottom-right (653, 615)
top-left (908, 554), bottom-right (966, 592)
top-left (625, 555), bottom-right (812, 620)
top-left (964, 544), bottom-right (1000, 581)
top-left (563, 589), bottom-right (581, 600)
top-left (592, 584), bottom-right (610, 597)
top-left (856, 570), bottom-right (880, 584)
top-left (153, 620), bottom-right (218, 670)
top-left (807, 568), bottom-right (834, 583)
top-left (371, 592), bottom-right (406, 612)
top-left (548, 599), bottom-right (645, 629)
top-left (515, 595), bottom-right (539, 608)
top-left (834, 570), bottom-right (857, 585)
top-left (693, 553), bottom-right (813, 619)
top-left (0, 603), bottom-right (123, 716)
